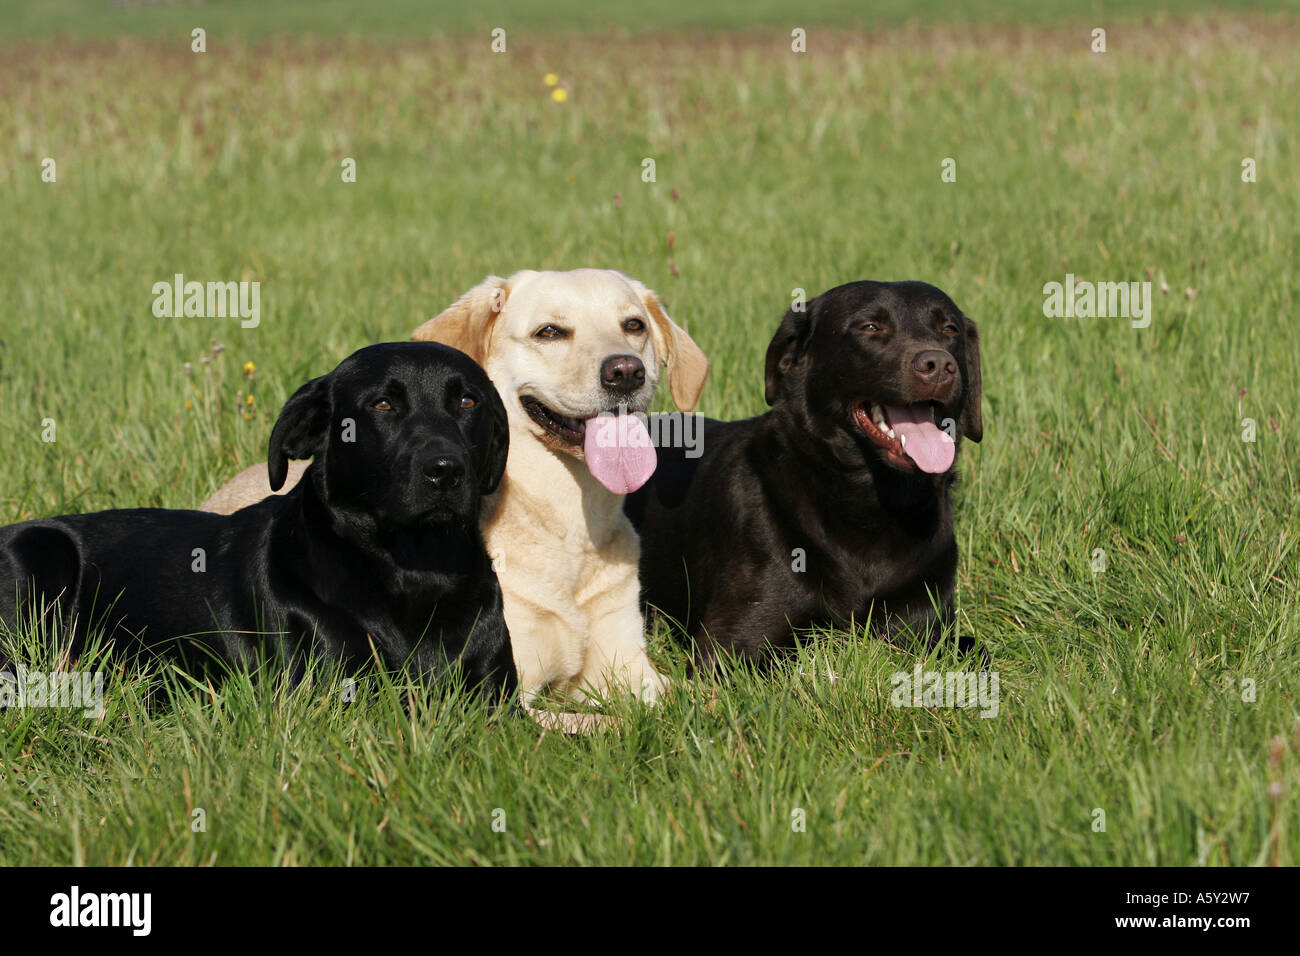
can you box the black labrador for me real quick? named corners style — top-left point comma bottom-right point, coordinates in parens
top-left (0, 342), bottom-right (516, 698)
top-left (626, 281), bottom-right (983, 666)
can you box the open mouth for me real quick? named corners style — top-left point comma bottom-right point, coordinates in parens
top-left (853, 401), bottom-right (956, 474)
top-left (521, 396), bottom-right (586, 445)
top-left (520, 394), bottom-right (659, 495)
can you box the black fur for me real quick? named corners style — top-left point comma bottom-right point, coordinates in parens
top-left (626, 281), bottom-right (984, 666)
top-left (0, 342), bottom-right (516, 698)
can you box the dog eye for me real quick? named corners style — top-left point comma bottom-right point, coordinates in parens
top-left (857, 322), bottom-right (881, 333)
top-left (459, 395), bottom-right (477, 409)
top-left (942, 323), bottom-right (960, 335)
top-left (535, 325), bottom-right (569, 340)
top-left (623, 317), bottom-right (646, 334)
top-left (372, 399), bottom-right (393, 411)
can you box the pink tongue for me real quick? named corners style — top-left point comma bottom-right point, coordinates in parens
top-left (583, 413), bottom-right (657, 494)
top-left (885, 405), bottom-right (955, 474)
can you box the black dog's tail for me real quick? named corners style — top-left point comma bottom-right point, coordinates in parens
top-left (0, 523), bottom-right (86, 667)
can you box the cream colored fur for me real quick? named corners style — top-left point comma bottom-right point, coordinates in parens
top-left (199, 269), bottom-right (708, 719)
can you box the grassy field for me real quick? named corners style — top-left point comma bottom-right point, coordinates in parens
top-left (1, 2), bottom-right (1298, 865)
top-left (5, 0), bottom-right (1297, 39)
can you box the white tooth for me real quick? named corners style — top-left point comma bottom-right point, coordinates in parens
top-left (886, 427), bottom-right (896, 439)
top-left (899, 433), bottom-right (907, 447)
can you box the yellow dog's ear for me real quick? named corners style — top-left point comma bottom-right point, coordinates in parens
top-left (412, 272), bottom-right (533, 364)
top-left (625, 277), bottom-right (709, 412)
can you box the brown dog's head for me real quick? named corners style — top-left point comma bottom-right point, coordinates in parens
top-left (764, 281), bottom-right (982, 476)
top-left (412, 269), bottom-right (708, 493)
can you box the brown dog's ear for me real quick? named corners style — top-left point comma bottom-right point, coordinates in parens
top-left (411, 273), bottom-right (524, 365)
top-left (959, 318), bottom-right (983, 443)
top-left (267, 374), bottom-right (331, 491)
top-left (626, 278), bottom-right (709, 412)
top-left (764, 301), bottom-right (817, 406)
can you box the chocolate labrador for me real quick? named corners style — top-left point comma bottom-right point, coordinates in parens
top-left (626, 280), bottom-right (983, 666)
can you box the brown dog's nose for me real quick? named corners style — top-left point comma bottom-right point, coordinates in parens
top-left (601, 355), bottom-right (646, 393)
top-left (912, 350), bottom-right (958, 383)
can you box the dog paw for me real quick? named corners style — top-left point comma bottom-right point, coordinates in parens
top-left (524, 705), bottom-right (621, 736)
top-left (639, 671), bottom-right (669, 704)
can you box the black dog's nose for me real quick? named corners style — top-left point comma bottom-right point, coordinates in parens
top-left (912, 350), bottom-right (958, 383)
top-left (601, 355), bottom-right (646, 393)
top-left (423, 456), bottom-right (465, 489)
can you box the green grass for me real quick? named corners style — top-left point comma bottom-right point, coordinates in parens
top-left (4, 0), bottom-right (1297, 40)
top-left (1, 8), bottom-right (1298, 864)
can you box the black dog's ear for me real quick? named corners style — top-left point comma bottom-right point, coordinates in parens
top-left (267, 374), bottom-right (331, 491)
top-left (959, 318), bottom-right (983, 443)
top-left (763, 300), bottom-right (817, 406)
top-left (477, 380), bottom-right (510, 495)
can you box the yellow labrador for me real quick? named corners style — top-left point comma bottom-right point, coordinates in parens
top-left (200, 269), bottom-right (708, 727)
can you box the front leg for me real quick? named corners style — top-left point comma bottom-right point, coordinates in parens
top-left (693, 599), bottom-right (799, 671)
top-left (874, 577), bottom-right (969, 656)
top-left (457, 584), bottom-right (518, 702)
top-left (501, 590), bottom-right (587, 707)
top-left (578, 558), bottom-right (667, 704)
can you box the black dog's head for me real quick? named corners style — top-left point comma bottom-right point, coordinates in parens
top-left (267, 342), bottom-right (509, 528)
top-left (764, 281), bottom-right (982, 476)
